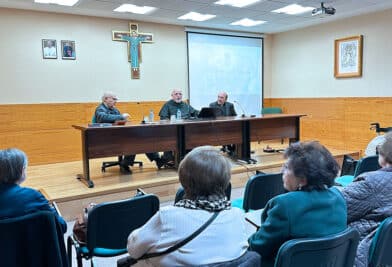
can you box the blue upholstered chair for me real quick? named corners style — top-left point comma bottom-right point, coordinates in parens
top-left (0, 211), bottom-right (68, 267)
top-left (232, 172), bottom-right (284, 212)
top-left (368, 217), bottom-right (392, 267)
top-left (274, 228), bottom-right (359, 267)
top-left (336, 155), bottom-right (380, 186)
top-left (261, 107), bottom-right (283, 115)
top-left (67, 193), bottom-right (159, 267)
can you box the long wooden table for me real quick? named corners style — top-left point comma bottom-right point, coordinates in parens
top-left (73, 114), bottom-right (304, 188)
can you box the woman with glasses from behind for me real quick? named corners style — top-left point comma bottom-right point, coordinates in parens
top-left (248, 141), bottom-right (347, 267)
top-left (0, 148), bottom-right (67, 233)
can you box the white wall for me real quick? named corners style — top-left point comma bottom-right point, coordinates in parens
top-left (0, 8), bottom-right (187, 104)
top-left (268, 8), bottom-right (392, 98)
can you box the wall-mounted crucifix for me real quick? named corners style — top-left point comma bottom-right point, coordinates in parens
top-left (112, 23), bottom-right (153, 79)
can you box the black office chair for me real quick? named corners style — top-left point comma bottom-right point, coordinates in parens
top-left (0, 211), bottom-right (68, 267)
top-left (91, 115), bottom-right (143, 172)
top-left (274, 228), bottom-right (359, 267)
top-left (232, 172), bottom-right (285, 212)
top-left (368, 217), bottom-right (392, 267)
top-left (336, 155), bottom-right (380, 186)
top-left (67, 193), bottom-right (159, 267)
top-left (174, 182), bottom-right (232, 204)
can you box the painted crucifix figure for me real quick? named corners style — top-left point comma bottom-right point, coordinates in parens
top-left (112, 23), bottom-right (153, 79)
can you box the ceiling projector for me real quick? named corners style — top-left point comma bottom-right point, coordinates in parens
top-left (312, 2), bottom-right (336, 17)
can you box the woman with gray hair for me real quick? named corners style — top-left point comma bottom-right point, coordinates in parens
top-left (0, 148), bottom-right (67, 233)
top-left (127, 146), bottom-right (248, 266)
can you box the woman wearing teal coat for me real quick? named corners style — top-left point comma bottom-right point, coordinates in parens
top-left (248, 141), bottom-right (347, 266)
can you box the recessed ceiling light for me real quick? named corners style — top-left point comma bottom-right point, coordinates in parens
top-left (214, 0), bottom-right (261, 8)
top-left (231, 18), bottom-right (266, 27)
top-left (114, 4), bottom-right (156, 14)
top-left (178, 12), bottom-right (216, 22)
top-left (272, 4), bottom-right (314, 15)
top-left (34, 0), bottom-right (79, 6)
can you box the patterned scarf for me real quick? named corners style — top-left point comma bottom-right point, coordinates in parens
top-left (174, 194), bottom-right (231, 212)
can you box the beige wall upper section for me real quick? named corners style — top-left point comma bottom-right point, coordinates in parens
top-left (268, 8), bottom-right (392, 98)
top-left (0, 8), bottom-right (187, 104)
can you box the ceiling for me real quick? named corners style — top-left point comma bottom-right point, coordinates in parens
top-left (1, 0), bottom-right (392, 33)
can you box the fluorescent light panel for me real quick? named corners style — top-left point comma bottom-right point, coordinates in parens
top-left (214, 0), bottom-right (261, 8)
top-left (272, 4), bottom-right (314, 15)
top-left (231, 18), bottom-right (266, 27)
top-left (114, 4), bottom-right (156, 14)
top-left (34, 0), bottom-right (79, 6)
top-left (178, 12), bottom-right (216, 22)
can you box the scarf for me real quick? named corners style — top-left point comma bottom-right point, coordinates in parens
top-left (174, 194), bottom-right (231, 212)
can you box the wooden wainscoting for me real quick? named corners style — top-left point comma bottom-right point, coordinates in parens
top-left (0, 101), bottom-right (165, 165)
top-left (265, 97), bottom-right (392, 155)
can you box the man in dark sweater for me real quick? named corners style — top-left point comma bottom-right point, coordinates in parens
top-left (209, 91), bottom-right (237, 117)
top-left (95, 92), bottom-right (163, 173)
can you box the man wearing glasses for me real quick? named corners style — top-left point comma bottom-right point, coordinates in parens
top-left (94, 92), bottom-right (163, 173)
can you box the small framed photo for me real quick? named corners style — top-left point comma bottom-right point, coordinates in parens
top-left (334, 35), bottom-right (363, 78)
top-left (42, 39), bottom-right (57, 59)
top-left (61, 40), bottom-right (76, 60)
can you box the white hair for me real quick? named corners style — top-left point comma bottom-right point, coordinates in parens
top-left (101, 91), bottom-right (116, 102)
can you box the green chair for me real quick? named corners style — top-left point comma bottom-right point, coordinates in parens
top-left (368, 217), bottom-right (392, 267)
top-left (261, 107), bottom-right (282, 115)
top-left (336, 155), bottom-right (380, 186)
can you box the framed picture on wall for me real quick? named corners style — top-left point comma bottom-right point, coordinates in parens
top-left (334, 35), bottom-right (363, 78)
top-left (42, 39), bottom-right (57, 59)
top-left (61, 40), bottom-right (76, 60)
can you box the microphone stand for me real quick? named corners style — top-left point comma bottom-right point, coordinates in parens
top-left (137, 102), bottom-right (145, 124)
top-left (234, 100), bottom-right (246, 117)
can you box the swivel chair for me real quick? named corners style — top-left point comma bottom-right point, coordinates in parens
top-left (0, 211), bottom-right (68, 267)
top-left (368, 217), bottom-right (392, 267)
top-left (261, 107), bottom-right (282, 115)
top-left (91, 115), bottom-right (143, 172)
top-left (274, 228), bottom-right (359, 267)
top-left (67, 193), bottom-right (159, 267)
top-left (231, 172), bottom-right (285, 212)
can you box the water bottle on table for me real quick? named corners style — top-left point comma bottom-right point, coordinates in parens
top-left (177, 109), bottom-right (182, 120)
top-left (149, 109), bottom-right (154, 123)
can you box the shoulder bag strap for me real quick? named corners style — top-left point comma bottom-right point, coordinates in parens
top-left (139, 211), bottom-right (219, 260)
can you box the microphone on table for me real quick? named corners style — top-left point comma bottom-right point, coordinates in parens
top-left (137, 102), bottom-right (145, 124)
top-left (234, 100), bottom-right (246, 117)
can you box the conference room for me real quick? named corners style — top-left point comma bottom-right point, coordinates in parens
top-left (1, 0), bottom-right (392, 266)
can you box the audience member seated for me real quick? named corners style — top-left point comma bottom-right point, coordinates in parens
top-left (127, 146), bottom-right (248, 266)
top-left (209, 91), bottom-right (237, 155)
top-left (248, 141), bottom-right (347, 267)
top-left (0, 148), bottom-right (67, 233)
top-left (341, 137), bottom-right (392, 267)
top-left (95, 91), bottom-right (164, 172)
top-left (158, 89), bottom-right (199, 165)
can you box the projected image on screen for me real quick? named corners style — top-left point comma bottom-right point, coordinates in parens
top-left (188, 32), bottom-right (262, 115)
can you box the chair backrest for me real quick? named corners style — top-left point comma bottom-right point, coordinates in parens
top-left (198, 251), bottom-right (261, 267)
top-left (340, 154), bottom-right (358, 176)
top-left (0, 211), bottom-right (68, 267)
top-left (353, 155), bottom-right (380, 178)
top-left (274, 228), bottom-right (359, 267)
top-left (92, 114), bottom-right (97, 123)
top-left (174, 182), bottom-right (232, 204)
top-left (87, 194), bottom-right (159, 252)
top-left (261, 107), bottom-right (283, 115)
top-left (243, 172), bottom-right (284, 212)
top-left (368, 217), bottom-right (392, 267)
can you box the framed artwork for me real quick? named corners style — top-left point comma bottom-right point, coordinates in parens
top-left (61, 40), bottom-right (76, 60)
top-left (42, 39), bottom-right (57, 59)
top-left (334, 35), bottom-right (363, 78)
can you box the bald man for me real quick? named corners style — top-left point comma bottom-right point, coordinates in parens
top-left (209, 92), bottom-right (237, 117)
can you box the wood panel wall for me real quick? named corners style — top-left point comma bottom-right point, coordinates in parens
top-left (0, 101), bottom-right (165, 165)
top-left (265, 97), bottom-right (392, 155)
top-left (1, 97), bottom-right (390, 165)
